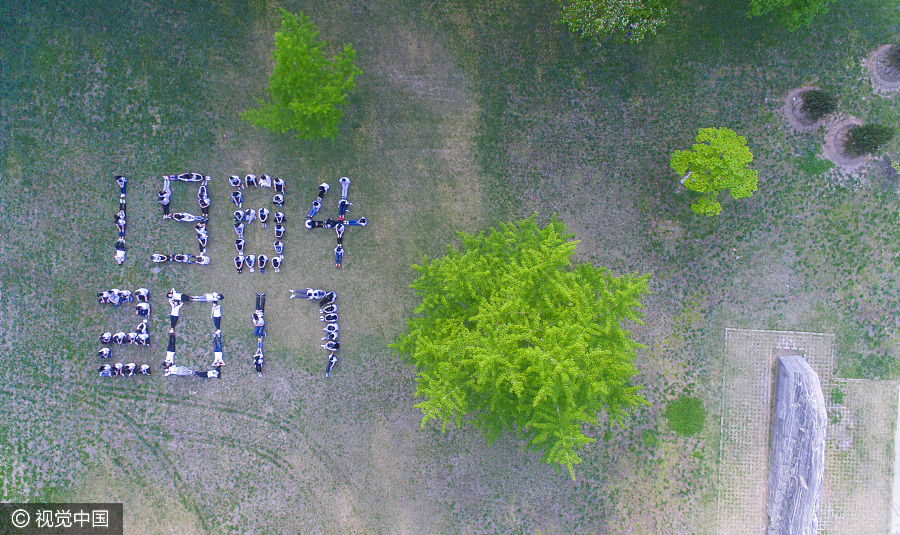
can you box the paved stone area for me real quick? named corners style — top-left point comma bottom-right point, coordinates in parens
top-left (717, 329), bottom-right (896, 535)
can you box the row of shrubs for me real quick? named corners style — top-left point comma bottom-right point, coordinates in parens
top-left (799, 88), bottom-right (895, 158)
top-left (797, 44), bottom-right (899, 158)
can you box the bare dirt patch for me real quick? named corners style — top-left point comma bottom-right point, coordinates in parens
top-left (782, 86), bottom-right (826, 133)
top-left (822, 117), bottom-right (869, 173)
top-left (868, 44), bottom-right (900, 94)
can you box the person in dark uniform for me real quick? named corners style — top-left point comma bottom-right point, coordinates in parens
top-left (325, 354), bottom-right (338, 377)
top-left (257, 254), bottom-right (268, 274)
top-left (252, 293), bottom-right (266, 336)
top-left (164, 328), bottom-right (176, 368)
top-left (253, 337), bottom-right (265, 377)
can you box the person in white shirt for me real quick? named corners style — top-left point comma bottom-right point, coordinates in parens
top-left (234, 255), bottom-right (244, 274)
top-left (167, 288), bottom-right (187, 301)
top-left (257, 254), bottom-right (268, 274)
top-left (114, 239), bottom-right (127, 265)
top-left (211, 331), bottom-right (225, 367)
top-left (169, 299), bottom-right (183, 328)
top-left (258, 207), bottom-right (270, 227)
top-left (135, 288), bottom-right (149, 303)
top-left (252, 337), bottom-right (265, 377)
top-left (229, 175), bottom-right (242, 189)
top-left (165, 365), bottom-right (193, 377)
top-left (138, 364), bottom-right (151, 376)
top-left (211, 301), bottom-right (222, 329)
top-left (271, 255), bottom-right (282, 273)
top-left (164, 328), bottom-right (176, 368)
top-left (191, 292), bottom-right (223, 303)
top-left (193, 255), bottom-right (210, 265)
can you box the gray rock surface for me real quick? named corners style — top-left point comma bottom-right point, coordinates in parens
top-left (767, 355), bottom-right (827, 535)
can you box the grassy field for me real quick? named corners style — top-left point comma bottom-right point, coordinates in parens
top-left (1, 0), bottom-right (899, 533)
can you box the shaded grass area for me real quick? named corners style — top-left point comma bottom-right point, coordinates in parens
top-left (2, 0), bottom-right (900, 533)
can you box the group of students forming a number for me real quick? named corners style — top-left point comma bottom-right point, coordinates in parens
top-left (230, 174), bottom-right (287, 275)
top-left (162, 289), bottom-right (225, 378)
top-left (304, 177), bottom-right (367, 268)
top-left (97, 287), bottom-right (152, 375)
top-left (96, 287), bottom-right (224, 378)
top-left (153, 173), bottom-right (212, 265)
top-left (290, 288), bottom-right (340, 377)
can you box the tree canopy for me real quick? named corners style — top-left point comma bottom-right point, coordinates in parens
top-left (747, 0), bottom-right (836, 30)
top-left (392, 215), bottom-right (649, 478)
top-left (557, 0), bottom-right (671, 43)
top-left (844, 124), bottom-right (896, 158)
top-left (670, 127), bottom-right (759, 217)
top-left (242, 8), bottom-right (361, 142)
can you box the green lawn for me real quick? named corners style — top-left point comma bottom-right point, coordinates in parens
top-left (1, 0), bottom-right (898, 533)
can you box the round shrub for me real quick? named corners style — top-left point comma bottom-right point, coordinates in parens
top-left (664, 396), bottom-right (705, 436)
top-left (885, 44), bottom-right (900, 71)
top-left (844, 124), bottom-right (896, 157)
top-left (799, 90), bottom-right (838, 122)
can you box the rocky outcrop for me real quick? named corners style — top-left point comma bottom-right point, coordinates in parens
top-left (767, 355), bottom-right (827, 535)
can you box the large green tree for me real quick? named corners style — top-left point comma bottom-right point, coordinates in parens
top-left (670, 127), bottom-right (759, 217)
top-left (392, 215), bottom-right (649, 478)
top-left (242, 8), bottom-right (361, 142)
top-left (557, 0), bottom-right (671, 43)
top-left (747, 0), bottom-right (836, 30)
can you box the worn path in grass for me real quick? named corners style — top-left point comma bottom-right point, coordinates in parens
top-left (3, 0), bottom-right (900, 533)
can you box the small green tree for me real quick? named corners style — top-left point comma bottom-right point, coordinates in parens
top-left (747, 0), bottom-right (836, 30)
top-left (670, 127), bottom-right (759, 217)
top-left (844, 124), bottom-right (896, 157)
top-left (799, 90), bottom-right (838, 122)
top-left (242, 8), bottom-right (361, 142)
top-left (557, 0), bottom-right (671, 43)
top-left (392, 215), bottom-right (650, 478)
